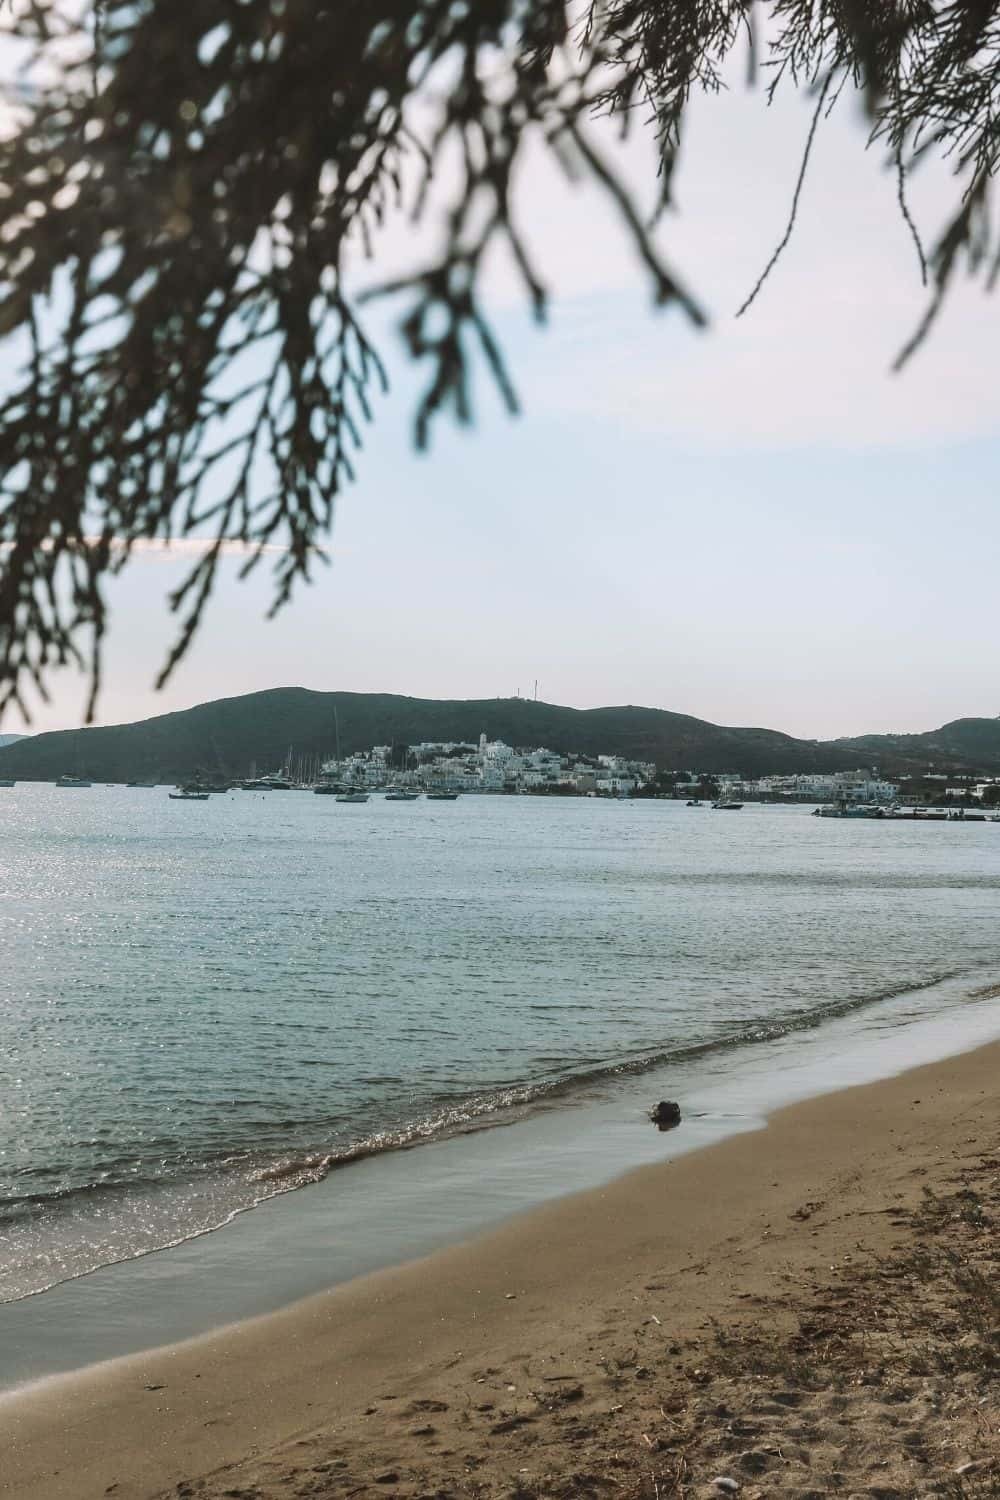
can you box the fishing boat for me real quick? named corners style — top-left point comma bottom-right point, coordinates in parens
top-left (169, 789), bottom-right (210, 801)
top-left (335, 790), bottom-right (369, 804)
top-left (426, 791), bottom-right (459, 801)
top-left (55, 775), bottom-right (92, 789)
top-left (815, 803), bottom-right (885, 819)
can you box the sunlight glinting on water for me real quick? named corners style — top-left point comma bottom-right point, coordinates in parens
top-left (3, 787), bottom-right (1000, 1302)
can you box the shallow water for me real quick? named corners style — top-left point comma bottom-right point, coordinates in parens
top-left (3, 787), bottom-right (1000, 1312)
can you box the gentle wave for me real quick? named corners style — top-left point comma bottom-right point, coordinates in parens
top-left (3, 966), bottom-right (963, 1232)
top-left (244, 967), bottom-right (962, 1193)
top-left (0, 964), bottom-right (986, 1305)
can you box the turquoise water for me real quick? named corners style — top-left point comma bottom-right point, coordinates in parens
top-left (3, 786), bottom-right (1000, 1306)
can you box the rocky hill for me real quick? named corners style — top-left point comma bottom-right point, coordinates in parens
top-left (4, 692), bottom-right (997, 784)
top-left (834, 717), bottom-right (1000, 774)
top-left (0, 689), bottom-right (870, 783)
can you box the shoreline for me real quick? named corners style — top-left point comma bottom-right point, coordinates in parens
top-left (4, 1034), bottom-right (998, 1499)
top-left (4, 971), bottom-right (999, 1392)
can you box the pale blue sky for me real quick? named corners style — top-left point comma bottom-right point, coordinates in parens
top-left (7, 70), bottom-right (999, 740)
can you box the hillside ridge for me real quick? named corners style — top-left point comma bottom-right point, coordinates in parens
top-left (1, 690), bottom-right (999, 781)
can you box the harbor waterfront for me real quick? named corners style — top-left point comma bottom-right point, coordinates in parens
top-left (3, 784), bottom-right (1000, 1383)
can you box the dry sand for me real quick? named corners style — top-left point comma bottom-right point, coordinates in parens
top-left (3, 1041), bottom-right (998, 1500)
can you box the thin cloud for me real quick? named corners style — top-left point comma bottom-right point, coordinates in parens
top-left (118, 537), bottom-right (303, 559)
top-left (0, 536), bottom-right (340, 560)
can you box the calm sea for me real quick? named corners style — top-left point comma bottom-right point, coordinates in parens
top-left (3, 786), bottom-right (1000, 1309)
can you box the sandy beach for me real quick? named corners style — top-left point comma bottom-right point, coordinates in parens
top-left (4, 1039), bottom-right (997, 1500)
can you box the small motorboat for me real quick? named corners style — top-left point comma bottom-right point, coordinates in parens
top-left (426, 791), bottom-right (459, 801)
top-left (335, 791), bottom-right (369, 804)
top-left (711, 800), bottom-right (743, 810)
top-left (685, 799), bottom-right (702, 807)
top-left (384, 790), bottom-right (420, 801)
top-left (169, 789), bottom-right (210, 801)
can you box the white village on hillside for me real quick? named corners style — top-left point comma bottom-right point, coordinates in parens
top-left (322, 734), bottom-right (905, 802)
top-left (322, 734), bottom-right (655, 795)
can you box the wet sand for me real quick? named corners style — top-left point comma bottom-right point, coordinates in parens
top-left (4, 1038), bottom-right (997, 1499)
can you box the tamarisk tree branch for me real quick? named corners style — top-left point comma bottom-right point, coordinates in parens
top-left (0, 0), bottom-right (997, 719)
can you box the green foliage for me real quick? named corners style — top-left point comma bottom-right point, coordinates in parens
top-left (0, 2), bottom-right (997, 719)
top-left (837, 717), bottom-right (1000, 774)
top-left (0, 686), bottom-right (978, 784)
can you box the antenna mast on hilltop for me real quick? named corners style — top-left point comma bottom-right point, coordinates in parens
top-left (534, 679), bottom-right (538, 702)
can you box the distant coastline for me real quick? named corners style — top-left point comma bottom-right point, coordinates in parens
top-left (2, 686), bottom-right (1000, 785)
